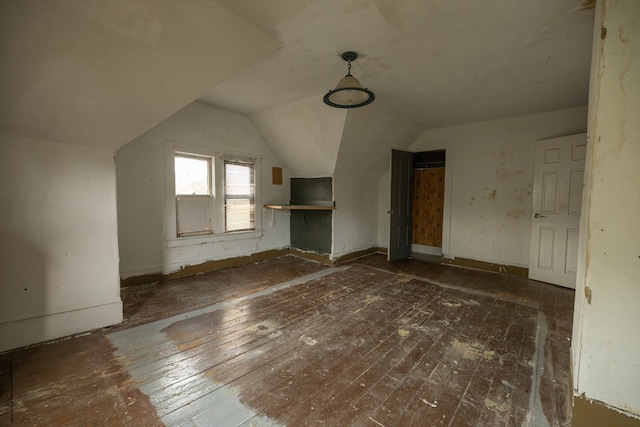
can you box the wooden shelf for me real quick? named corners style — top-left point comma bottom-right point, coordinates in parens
top-left (264, 204), bottom-right (335, 211)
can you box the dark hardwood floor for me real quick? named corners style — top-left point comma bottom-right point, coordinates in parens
top-left (0, 254), bottom-right (575, 426)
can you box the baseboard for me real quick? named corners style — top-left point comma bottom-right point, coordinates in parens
top-left (121, 247), bottom-right (387, 287)
top-left (443, 256), bottom-right (529, 277)
top-left (0, 300), bottom-right (123, 353)
top-left (572, 395), bottom-right (640, 427)
top-left (288, 248), bottom-right (333, 264)
top-left (164, 248), bottom-right (292, 281)
top-left (332, 247), bottom-right (380, 264)
top-left (376, 247), bottom-right (528, 277)
top-left (120, 272), bottom-right (164, 287)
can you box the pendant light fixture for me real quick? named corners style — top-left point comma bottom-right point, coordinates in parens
top-left (323, 51), bottom-right (375, 108)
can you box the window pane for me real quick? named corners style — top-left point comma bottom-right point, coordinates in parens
top-left (225, 160), bottom-right (255, 231)
top-left (225, 163), bottom-right (253, 195)
top-left (175, 155), bottom-right (210, 195)
top-left (176, 195), bottom-right (213, 236)
top-left (226, 199), bottom-right (254, 232)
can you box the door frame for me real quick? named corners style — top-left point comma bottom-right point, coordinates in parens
top-left (404, 141), bottom-right (454, 260)
top-left (411, 150), bottom-right (446, 257)
top-left (387, 142), bottom-right (454, 260)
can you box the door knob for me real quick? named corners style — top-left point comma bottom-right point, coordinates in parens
top-left (534, 213), bottom-right (546, 218)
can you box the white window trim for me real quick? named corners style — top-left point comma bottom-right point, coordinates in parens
top-left (164, 140), bottom-right (263, 247)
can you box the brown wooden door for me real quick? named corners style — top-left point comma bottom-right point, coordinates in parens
top-left (412, 167), bottom-right (445, 247)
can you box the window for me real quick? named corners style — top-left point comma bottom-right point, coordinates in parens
top-left (224, 159), bottom-right (255, 232)
top-left (175, 154), bottom-right (213, 237)
top-left (171, 148), bottom-right (259, 238)
top-left (175, 155), bottom-right (211, 195)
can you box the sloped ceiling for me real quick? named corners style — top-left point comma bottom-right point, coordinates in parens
top-left (199, 0), bottom-right (594, 179)
top-left (251, 95), bottom-right (424, 178)
top-left (250, 96), bottom-right (347, 177)
top-left (0, 0), bottom-right (280, 150)
top-left (201, 0), bottom-right (594, 129)
top-left (1, 0), bottom-right (594, 171)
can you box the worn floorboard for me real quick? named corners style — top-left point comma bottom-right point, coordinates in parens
top-left (0, 254), bottom-right (574, 426)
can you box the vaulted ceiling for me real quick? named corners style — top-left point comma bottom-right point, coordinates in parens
top-left (0, 0), bottom-right (280, 149)
top-left (201, 0), bottom-right (595, 177)
top-left (202, 0), bottom-right (595, 129)
top-left (1, 0), bottom-right (594, 175)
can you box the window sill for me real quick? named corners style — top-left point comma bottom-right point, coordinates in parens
top-left (264, 204), bottom-right (335, 211)
top-left (166, 229), bottom-right (263, 248)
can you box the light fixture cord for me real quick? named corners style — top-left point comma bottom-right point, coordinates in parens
top-left (347, 60), bottom-right (352, 76)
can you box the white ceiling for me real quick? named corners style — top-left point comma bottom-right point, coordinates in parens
top-left (0, 0), bottom-right (594, 154)
top-left (0, 0), bottom-right (280, 149)
top-left (200, 0), bottom-right (595, 129)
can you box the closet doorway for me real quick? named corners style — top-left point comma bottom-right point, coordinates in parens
top-left (411, 150), bottom-right (446, 257)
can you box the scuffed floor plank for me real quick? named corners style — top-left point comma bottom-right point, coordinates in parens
top-left (0, 352), bottom-right (11, 424)
top-left (1, 254), bottom-right (575, 426)
top-left (9, 334), bottom-right (162, 426)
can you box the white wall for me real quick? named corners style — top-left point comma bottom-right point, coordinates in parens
top-left (0, 135), bottom-right (122, 352)
top-left (116, 102), bottom-right (291, 278)
top-left (333, 105), bottom-right (422, 259)
top-left (572, 0), bottom-right (640, 416)
top-left (250, 95), bottom-right (422, 260)
top-left (250, 96), bottom-right (346, 178)
top-left (377, 106), bottom-right (588, 267)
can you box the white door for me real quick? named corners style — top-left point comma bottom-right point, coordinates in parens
top-left (529, 133), bottom-right (586, 288)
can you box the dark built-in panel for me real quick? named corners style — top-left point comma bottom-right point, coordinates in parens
top-left (413, 149), bottom-right (445, 169)
top-left (290, 177), bottom-right (333, 206)
top-left (290, 177), bottom-right (333, 254)
top-left (290, 210), bottom-right (332, 253)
